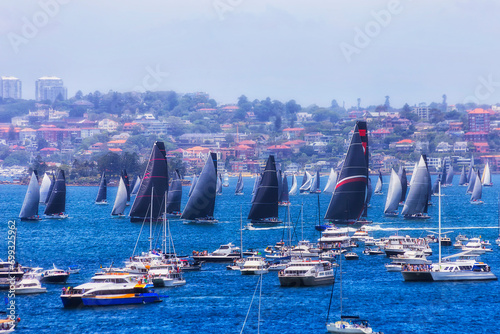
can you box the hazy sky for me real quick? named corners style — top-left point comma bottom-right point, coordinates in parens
top-left (1, 0), bottom-right (500, 108)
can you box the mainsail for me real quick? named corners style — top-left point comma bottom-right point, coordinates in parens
top-left (131, 176), bottom-right (141, 195)
top-left (384, 168), bottom-right (402, 215)
top-left (471, 171), bottom-right (483, 202)
top-left (466, 168), bottom-right (476, 194)
top-left (248, 155), bottom-right (279, 222)
top-left (166, 170), bottom-right (182, 214)
top-left (181, 153), bottom-right (217, 220)
top-left (458, 166), bottom-right (467, 186)
top-left (188, 174), bottom-right (198, 197)
top-left (446, 164), bottom-right (454, 186)
top-left (44, 170), bottom-right (66, 216)
top-left (235, 172), bottom-right (244, 195)
top-left (279, 173), bottom-right (289, 204)
top-left (39, 172), bottom-right (52, 204)
top-left (482, 162), bottom-right (492, 186)
top-left (95, 172), bottom-right (107, 203)
top-left (216, 174), bottom-right (223, 195)
top-left (466, 155), bottom-right (475, 184)
top-left (122, 169), bottom-right (131, 203)
top-left (111, 175), bottom-right (128, 216)
top-left (401, 156), bottom-right (430, 218)
top-left (324, 121), bottom-right (368, 224)
top-left (19, 171), bottom-right (40, 220)
top-left (129, 141), bottom-right (169, 222)
top-left (45, 173), bottom-right (56, 204)
top-left (309, 171), bottom-right (320, 193)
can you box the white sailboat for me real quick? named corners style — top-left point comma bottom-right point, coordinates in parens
top-left (39, 172), bottom-right (52, 204)
top-left (299, 171), bottom-right (312, 194)
top-left (223, 172), bottom-right (229, 187)
top-left (384, 169), bottom-right (402, 216)
top-left (481, 162), bottom-right (492, 186)
top-left (19, 171), bottom-right (41, 221)
top-left (323, 168), bottom-right (337, 193)
top-left (470, 171), bottom-right (483, 204)
top-left (111, 176), bottom-right (128, 217)
top-left (373, 171), bottom-right (383, 194)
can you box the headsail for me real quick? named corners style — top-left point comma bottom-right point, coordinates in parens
top-left (299, 171), bottom-right (312, 193)
top-left (130, 176), bottom-right (141, 195)
top-left (39, 172), bottom-right (51, 204)
top-left (289, 174), bottom-right (298, 195)
top-left (122, 169), bottom-right (131, 203)
top-left (458, 166), bottom-right (467, 186)
top-left (323, 168), bottom-right (337, 193)
top-left (398, 166), bottom-right (407, 203)
top-left (482, 162), bottom-right (492, 186)
top-left (401, 156), bottom-right (430, 217)
top-left (471, 171), bottom-right (482, 202)
top-left (374, 170), bottom-right (383, 193)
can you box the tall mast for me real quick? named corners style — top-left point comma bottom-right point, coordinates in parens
top-left (438, 181), bottom-right (441, 268)
top-left (240, 205), bottom-right (243, 258)
top-left (149, 186), bottom-right (153, 251)
top-left (340, 253), bottom-right (343, 316)
top-left (163, 191), bottom-right (167, 253)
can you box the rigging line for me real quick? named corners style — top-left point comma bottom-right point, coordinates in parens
top-left (240, 274), bottom-right (262, 334)
top-left (132, 204), bottom-right (150, 257)
top-left (325, 255), bottom-right (339, 325)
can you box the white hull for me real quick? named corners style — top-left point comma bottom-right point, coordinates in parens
top-left (327, 323), bottom-right (373, 333)
top-left (241, 268), bottom-right (269, 275)
top-left (431, 271), bottom-right (497, 281)
top-left (15, 287), bottom-right (47, 294)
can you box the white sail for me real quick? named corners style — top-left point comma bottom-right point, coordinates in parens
top-left (384, 169), bottom-right (402, 214)
top-left (289, 175), bottom-right (298, 195)
top-left (223, 172), bottom-right (229, 187)
top-left (323, 168), bottom-right (337, 193)
top-left (409, 162), bottom-right (418, 187)
top-left (299, 171), bottom-right (312, 192)
top-left (374, 172), bottom-right (383, 193)
top-left (482, 162), bottom-right (492, 185)
top-left (39, 173), bottom-right (51, 204)
top-left (471, 172), bottom-right (482, 202)
top-left (20, 171), bottom-right (40, 219)
top-left (402, 156), bottom-right (430, 217)
top-left (111, 176), bottom-right (128, 216)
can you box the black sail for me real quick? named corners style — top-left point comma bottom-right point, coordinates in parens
top-left (181, 153), bottom-right (217, 220)
top-left (398, 166), bottom-right (408, 203)
top-left (122, 169), bottom-right (131, 202)
top-left (280, 173), bottom-right (289, 203)
top-left (248, 155), bottom-right (279, 221)
top-left (44, 170), bottom-right (66, 215)
top-left (129, 141), bottom-right (169, 222)
top-left (166, 170), bottom-right (182, 214)
top-left (277, 170), bottom-right (283, 202)
top-left (324, 121), bottom-right (368, 223)
top-left (441, 162), bottom-right (448, 187)
top-left (235, 172), bottom-right (244, 194)
top-left (19, 171), bottom-right (40, 219)
top-left (95, 172), bottom-right (107, 203)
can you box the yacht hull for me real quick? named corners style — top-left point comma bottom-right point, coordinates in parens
top-left (279, 275), bottom-right (334, 287)
top-left (82, 293), bottom-right (161, 306)
top-left (401, 271), bottom-right (433, 282)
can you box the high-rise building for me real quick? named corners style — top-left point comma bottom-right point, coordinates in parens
top-left (0, 76), bottom-right (22, 99)
top-left (468, 108), bottom-right (490, 133)
top-left (35, 76), bottom-right (67, 102)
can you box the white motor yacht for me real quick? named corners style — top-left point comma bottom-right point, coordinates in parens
top-left (384, 250), bottom-right (431, 272)
top-left (240, 256), bottom-right (269, 275)
top-left (351, 228), bottom-right (369, 241)
top-left (318, 227), bottom-right (351, 250)
top-left (327, 316), bottom-right (374, 333)
top-left (14, 274), bottom-right (47, 294)
top-left (192, 243), bottom-right (241, 262)
top-left (461, 238), bottom-right (492, 254)
top-left (278, 259), bottom-right (334, 287)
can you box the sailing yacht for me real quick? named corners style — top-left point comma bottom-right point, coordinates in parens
top-left (299, 171), bottom-right (312, 194)
top-left (288, 174), bottom-right (298, 195)
top-left (458, 166), bottom-right (467, 186)
top-left (216, 173), bottom-right (223, 195)
top-left (247, 155), bottom-right (281, 226)
top-left (278, 172), bottom-right (290, 206)
top-left (121, 169), bottom-right (131, 205)
top-left (181, 153), bottom-right (218, 224)
top-left (309, 170), bottom-right (321, 194)
top-left (470, 171), bottom-right (483, 204)
top-left (235, 172), bottom-right (244, 195)
top-left (111, 175), bottom-right (128, 217)
top-left (222, 172), bottom-right (229, 187)
top-left (324, 121), bottom-right (369, 226)
top-left (19, 170), bottom-right (41, 221)
top-left (129, 141), bottom-right (169, 223)
top-left (326, 255), bottom-right (378, 334)
top-left (94, 172), bottom-right (107, 205)
top-left (188, 174), bottom-right (197, 197)
top-left (251, 173), bottom-right (262, 202)
top-left (373, 171), bottom-right (383, 194)
top-left (165, 170), bottom-right (182, 217)
top-left (130, 175), bottom-right (141, 195)
top-left (398, 166), bottom-right (407, 205)
top-left (323, 168), bottom-right (337, 193)
top-left (401, 156), bottom-right (430, 219)
top-left (384, 168), bottom-right (402, 216)
top-left (44, 170), bottom-right (68, 219)
top-left (446, 164), bottom-right (454, 186)
top-left (482, 162), bottom-right (492, 186)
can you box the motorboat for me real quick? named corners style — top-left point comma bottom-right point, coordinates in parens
top-left (384, 251), bottom-right (431, 272)
top-left (14, 274), bottom-right (46, 294)
top-left (37, 265), bottom-right (70, 283)
top-left (456, 234), bottom-right (468, 241)
top-left (318, 227), bottom-right (351, 250)
top-left (0, 317), bottom-right (18, 333)
top-left (67, 265), bottom-right (81, 274)
top-left (60, 273), bottom-right (150, 307)
top-left (148, 263), bottom-right (185, 287)
top-left (240, 256), bottom-right (269, 275)
top-left (351, 228), bottom-right (369, 241)
top-left (363, 247), bottom-right (384, 256)
top-left (192, 243), bottom-right (241, 263)
top-left (278, 258), bottom-right (334, 287)
top-left (344, 252), bottom-right (359, 260)
top-left (80, 283), bottom-right (161, 306)
top-left (461, 238), bottom-right (492, 254)
top-left (440, 237), bottom-right (452, 246)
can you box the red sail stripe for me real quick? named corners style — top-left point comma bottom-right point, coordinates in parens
top-left (335, 176), bottom-right (367, 189)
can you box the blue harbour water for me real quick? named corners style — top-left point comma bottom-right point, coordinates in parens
top-left (1, 174), bottom-right (499, 333)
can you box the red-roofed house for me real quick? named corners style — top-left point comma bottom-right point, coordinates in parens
top-left (109, 148), bottom-right (123, 153)
top-left (393, 139), bottom-right (414, 152)
top-left (282, 127), bottom-right (305, 139)
top-left (266, 145), bottom-right (292, 158)
top-left (473, 142), bottom-right (489, 153)
top-left (371, 128), bottom-right (391, 140)
top-left (123, 122), bottom-right (143, 132)
top-left (235, 144), bottom-right (255, 159)
top-left (221, 105), bottom-right (239, 112)
top-left (107, 139), bottom-right (127, 148)
top-left (283, 140), bottom-right (306, 153)
top-left (40, 147), bottom-right (59, 157)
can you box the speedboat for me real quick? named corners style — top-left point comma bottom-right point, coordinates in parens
top-left (148, 263), bottom-right (185, 287)
top-left (363, 247), bottom-right (384, 256)
top-left (240, 256), bottom-right (269, 275)
top-left (344, 252), bottom-right (359, 260)
top-left (192, 243), bottom-right (241, 263)
top-left (278, 258), bottom-right (334, 287)
top-left (37, 265), bottom-right (70, 283)
top-left (461, 238), bottom-right (492, 254)
top-left (327, 315), bottom-right (374, 333)
top-left (0, 317), bottom-right (19, 333)
top-left (60, 273), bottom-right (150, 307)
